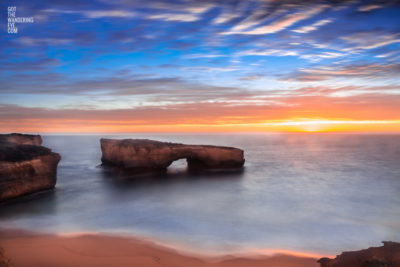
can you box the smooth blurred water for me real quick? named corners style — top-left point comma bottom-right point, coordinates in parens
top-left (1, 134), bottom-right (400, 255)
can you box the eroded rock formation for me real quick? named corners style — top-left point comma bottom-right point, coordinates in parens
top-left (0, 133), bottom-right (42, 146)
top-left (100, 139), bottom-right (244, 172)
top-left (0, 247), bottom-right (12, 267)
top-left (318, 241), bottom-right (400, 267)
top-left (0, 134), bottom-right (61, 202)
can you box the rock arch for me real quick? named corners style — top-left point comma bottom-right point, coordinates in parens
top-left (100, 139), bottom-right (245, 172)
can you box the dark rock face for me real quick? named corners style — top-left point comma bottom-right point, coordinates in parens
top-left (318, 242), bottom-right (400, 267)
top-left (0, 247), bottom-right (12, 267)
top-left (0, 134), bottom-right (61, 202)
top-left (100, 139), bottom-right (245, 172)
top-left (0, 133), bottom-right (42, 146)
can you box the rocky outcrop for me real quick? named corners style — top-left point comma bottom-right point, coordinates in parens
top-left (0, 133), bottom-right (42, 146)
top-left (318, 242), bottom-right (400, 267)
top-left (0, 247), bottom-right (12, 267)
top-left (0, 134), bottom-right (61, 202)
top-left (100, 139), bottom-right (245, 172)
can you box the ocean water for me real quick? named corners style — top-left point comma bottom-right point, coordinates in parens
top-left (1, 134), bottom-right (399, 256)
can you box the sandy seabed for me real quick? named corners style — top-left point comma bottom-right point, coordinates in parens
top-left (0, 229), bottom-right (320, 267)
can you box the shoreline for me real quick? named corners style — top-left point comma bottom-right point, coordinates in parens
top-left (0, 228), bottom-right (320, 267)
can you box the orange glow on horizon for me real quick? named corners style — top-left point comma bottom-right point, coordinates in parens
top-left (1, 118), bottom-right (400, 134)
top-left (254, 248), bottom-right (331, 259)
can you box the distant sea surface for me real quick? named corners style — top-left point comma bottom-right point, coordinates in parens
top-left (1, 134), bottom-right (399, 256)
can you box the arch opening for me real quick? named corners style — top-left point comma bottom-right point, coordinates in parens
top-left (166, 158), bottom-right (188, 174)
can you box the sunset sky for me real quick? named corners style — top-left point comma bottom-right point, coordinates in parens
top-left (1, 0), bottom-right (399, 133)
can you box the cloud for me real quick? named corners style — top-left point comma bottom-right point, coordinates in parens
top-left (227, 6), bottom-right (273, 32)
top-left (237, 49), bottom-right (298, 57)
top-left (286, 62), bottom-right (400, 81)
top-left (292, 19), bottom-right (332, 34)
top-left (44, 8), bottom-right (136, 18)
top-left (83, 10), bottom-right (136, 18)
top-left (341, 32), bottom-right (400, 51)
top-left (375, 51), bottom-right (399, 58)
top-left (149, 1), bottom-right (214, 14)
top-left (181, 66), bottom-right (237, 72)
top-left (146, 1), bottom-right (215, 22)
top-left (358, 4), bottom-right (383, 12)
top-left (213, 12), bottom-right (238, 24)
top-left (284, 85), bottom-right (400, 97)
top-left (182, 4), bottom-right (215, 14)
top-left (1, 91), bottom-right (399, 132)
top-left (300, 51), bottom-right (345, 62)
top-left (1, 0), bottom-right (400, 133)
top-left (0, 58), bottom-right (60, 72)
top-left (239, 75), bottom-right (262, 81)
top-left (222, 5), bottom-right (327, 35)
top-left (16, 37), bottom-right (73, 46)
top-left (148, 13), bottom-right (199, 22)
top-left (183, 54), bottom-right (228, 59)
top-left (0, 73), bottom-right (254, 105)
